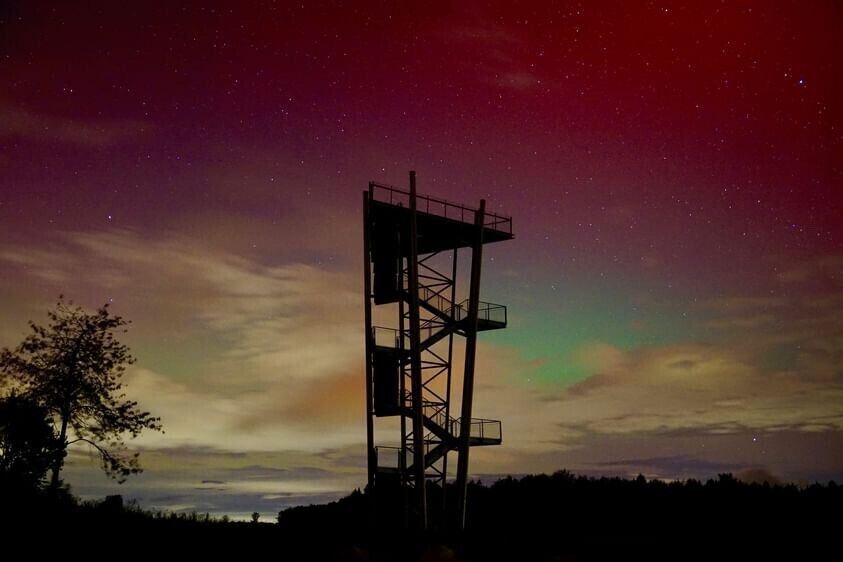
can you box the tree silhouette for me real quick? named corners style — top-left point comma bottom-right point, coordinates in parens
top-left (0, 296), bottom-right (162, 490)
top-left (0, 393), bottom-right (59, 489)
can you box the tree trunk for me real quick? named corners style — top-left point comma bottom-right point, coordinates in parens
top-left (49, 413), bottom-right (68, 493)
top-left (51, 334), bottom-right (80, 493)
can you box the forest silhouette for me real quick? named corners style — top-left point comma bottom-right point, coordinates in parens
top-left (1, 468), bottom-right (838, 561)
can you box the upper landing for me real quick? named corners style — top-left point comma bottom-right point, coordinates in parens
top-left (367, 182), bottom-right (514, 258)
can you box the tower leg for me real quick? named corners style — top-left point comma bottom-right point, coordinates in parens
top-left (441, 246), bottom-right (458, 517)
top-left (362, 189), bottom-right (376, 490)
top-left (407, 171), bottom-right (428, 530)
top-left (454, 199), bottom-right (486, 530)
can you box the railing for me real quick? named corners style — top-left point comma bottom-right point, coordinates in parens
top-left (416, 285), bottom-right (507, 326)
top-left (372, 325), bottom-right (440, 349)
top-left (417, 284), bottom-right (456, 316)
top-left (422, 403), bottom-right (502, 445)
top-left (370, 182), bottom-right (512, 235)
top-left (377, 417), bottom-right (500, 475)
top-left (422, 402), bottom-right (451, 433)
top-left (372, 326), bottom-right (401, 349)
top-left (375, 446), bottom-right (402, 470)
top-left (373, 301), bottom-right (506, 349)
top-left (454, 300), bottom-right (507, 325)
top-left (451, 417), bottom-right (502, 442)
top-left (377, 444), bottom-right (444, 470)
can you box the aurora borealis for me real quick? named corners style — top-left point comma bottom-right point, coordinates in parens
top-left (1, 2), bottom-right (841, 519)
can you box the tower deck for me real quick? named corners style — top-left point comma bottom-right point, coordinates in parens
top-left (369, 182), bottom-right (513, 259)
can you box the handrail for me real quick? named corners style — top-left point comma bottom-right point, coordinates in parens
top-left (454, 299), bottom-right (507, 325)
top-left (374, 283), bottom-right (507, 340)
top-left (417, 284), bottom-right (455, 317)
top-left (422, 401), bottom-right (501, 444)
top-left (374, 407), bottom-right (500, 451)
top-left (372, 325), bottom-right (441, 349)
top-left (451, 417), bottom-right (502, 442)
top-left (375, 445), bottom-right (404, 469)
top-left (422, 402), bottom-right (451, 432)
top-left (370, 182), bottom-right (512, 235)
top-left (416, 284), bottom-right (507, 326)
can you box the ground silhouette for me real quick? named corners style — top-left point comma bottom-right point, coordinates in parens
top-left (1, 470), bottom-right (837, 560)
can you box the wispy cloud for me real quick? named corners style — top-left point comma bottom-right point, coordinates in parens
top-left (5, 230), bottom-right (843, 509)
top-left (530, 257), bottom-right (843, 446)
top-left (442, 15), bottom-right (549, 93)
top-left (545, 340), bottom-right (843, 436)
top-left (64, 444), bottom-right (361, 519)
top-left (777, 255), bottom-right (843, 284)
top-left (0, 104), bottom-right (150, 147)
top-left (0, 229), bottom-right (366, 450)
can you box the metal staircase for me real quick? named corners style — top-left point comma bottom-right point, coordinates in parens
top-left (371, 285), bottom-right (505, 477)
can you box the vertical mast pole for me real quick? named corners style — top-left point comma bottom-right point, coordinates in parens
top-left (442, 246), bottom-right (458, 510)
top-left (455, 199), bottom-right (486, 530)
top-left (407, 171), bottom-right (428, 530)
top-left (362, 187), bottom-right (376, 490)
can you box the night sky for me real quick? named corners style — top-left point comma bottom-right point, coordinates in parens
top-left (1, 1), bottom-right (841, 519)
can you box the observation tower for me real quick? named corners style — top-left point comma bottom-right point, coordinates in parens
top-left (362, 172), bottom-right (513, 529)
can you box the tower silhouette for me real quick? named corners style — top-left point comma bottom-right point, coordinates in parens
top-left (362, 171), bottom-right (513, 529)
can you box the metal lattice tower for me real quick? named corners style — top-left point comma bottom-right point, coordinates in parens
top-left (362, 171), bottom-right (513, 530)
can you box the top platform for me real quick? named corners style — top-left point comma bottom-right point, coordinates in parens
top-left (368, 182), bottom-right (514, 257)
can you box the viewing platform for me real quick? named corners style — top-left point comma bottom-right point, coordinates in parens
top-left (368, 182), bottom-right (513, 259)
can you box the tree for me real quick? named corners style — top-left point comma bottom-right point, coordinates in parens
top-left (0, 296), bottom-right (162, 490)
top-left (0, 393), bottom-right (59, 489)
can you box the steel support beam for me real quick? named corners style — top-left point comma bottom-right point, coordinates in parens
top-left (454, 199), bottom-right (486, 530)
top-left (362, 188), bottom-right (376, 490)
top-left (407, 170), bottom-right (428, 530)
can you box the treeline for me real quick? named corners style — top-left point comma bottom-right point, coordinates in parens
top-left (1, 471), bottom-right (839, 560)
top-left (279, 470), bottom-right (841, 533)
top-left (277, 471), bottom-right (841, 560)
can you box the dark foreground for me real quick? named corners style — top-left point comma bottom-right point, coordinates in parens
top-left (3, 471), bottom-right (839, 561)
